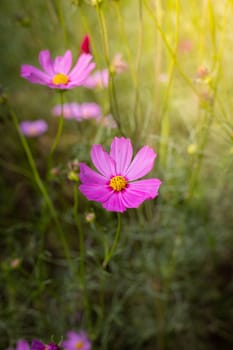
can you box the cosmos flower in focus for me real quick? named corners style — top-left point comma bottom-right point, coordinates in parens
top-left (21, 50), bottom-right (95, 89)
top-left (79, 137), bottom-right (162, 212)
top-left (20, 120), bottom-right (48, 137)
top-left (52, 102), bottom-right (102, 121)
top-left (62, 331), bottom-right (91, 350)
top-left (83, 69), bottom-right (108, 89)
top-left (80, 35), bottom-right (91, 54)
top-left (31, 340), bottom-right (59, 350)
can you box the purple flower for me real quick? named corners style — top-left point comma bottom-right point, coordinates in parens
top-left (83, 69), bottom-right (108, 89)
top-left (21, 50), bottom-right (95, 90)
top-left (62, 331), bottom-right (91, 350)
top-left (79, 137), bottom-right (162, 212)
top-left (31, 340), bottom-right (59, 350)
top-left (52, 103), bottom-right (102, 121)
top-left (20, 120), bottom-right (48, 137)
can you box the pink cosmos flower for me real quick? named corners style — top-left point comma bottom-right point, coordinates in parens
top-left (52, 102), bottom-right (101, 121)
top-left (83, 69), bottom-right (108, 89)
top-left (80, 35), bottom-right (91, 54)
top-left (79, 137), bottom-right (162, 212)
top-left (7, 340), bottom-right (30, 350)
top-left (20, 120), bottom-right (48, 137)
top-left (31, 340), bottom-right (58, 350)
top-left (21, 50), bottom-right (95, 89)
top-left (62, 331), bottom-right (91, 350)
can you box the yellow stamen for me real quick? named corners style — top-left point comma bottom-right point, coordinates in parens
top-left (52, 73), bottom-right (69, 85)
top-left (109, 176), bottom-right (127, 192)
top-left (75, 341), bottom-right (84, 350)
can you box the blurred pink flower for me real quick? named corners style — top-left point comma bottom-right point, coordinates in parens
top-left (178, 39), bottom-right (193, 54)
top-left (32, 340), bottom-right (58, 350)
top-left (14, 340), bottom-right (30, 350)
top-left (83, 69), bottom-right (108, 89)
top-left (52, 102), bottom-right (102, 121)
top-left (97, 114), bottom-right (117, 129)
top-left (111, 53), bottom-right (128, 74)
top-left (21, 50), bottom-right (95, 89)
top-left (80, 34), bottom-right (91, 54)
top-left (62, 331), bottom-right (91, 350)
top-left (20, 120), bottom-right (48, 137)
top-left (79, 137), bottom-right (162, 212)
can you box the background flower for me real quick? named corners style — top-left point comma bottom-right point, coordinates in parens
top-left (52, 102), bottom-right (102, 121)
top-left (62, 331), bottom-right (91, 350)
top-left (19, 120), bottom-right (48, 137)
top-left (21, 50), bottom-right (95, 89)
top-left (83, 69), bottom-right (108, 89)
top-left (80, 35), bottom-right (91, 54)
top-left (79, 137), bottom-right (162, 212)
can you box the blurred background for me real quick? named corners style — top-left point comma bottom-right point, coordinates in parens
top-left (0, 1), bottom-right (233, 349)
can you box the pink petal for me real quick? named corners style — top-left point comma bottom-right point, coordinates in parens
top-left (69, 54), bottom-right (95, 81)
top-left (91, 144), bottom-right (116, 178)
top-left (102, 192), bottom-right (127, 212)
top-left (79, 163), bottom-right (107, 184)
top-left (21, 64), bottom-right (51, 85)
top-left (121, 179), bottom-right (162, 209)
top-left (79, 184), bottom-right (113, 203)
top-left (126, 146), bottom-right (157, 181)
top-left (38, 50), bottom-right (54, 75)
top-left (16, 340), bottom-right (30, 350)
top-left (110, 137), bottom-right (133, 174)
top-left (53, 50), bottom-right (72, 74)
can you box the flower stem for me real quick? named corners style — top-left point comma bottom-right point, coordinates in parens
top-left (74, 184), bottom-right (91, 328)
top-left (48, 91), bottom-right (65, 175)
top-left (8, 104), bottom-right (72, 264)
top-left (102, 213), bottom-right (121, 269)
top-left (95, 4), bottom-right (124, 135)
top-left (56, 0), bottom-right (68, 47)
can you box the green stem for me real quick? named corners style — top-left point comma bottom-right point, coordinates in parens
top-left (102, 213), bottom-right (121, 268)
top-left (74, 184), bottom-right (91, 328)
top-left (48, 91), bottom-right (65, 174)
top-left (159, 0), bottom-right (179, 168)
top-left (9, 104), bottom-right (72, 264)
top-left (57, 0), bottom-right (68, 47)
top-left (95, 4), bottom-right (123, 135)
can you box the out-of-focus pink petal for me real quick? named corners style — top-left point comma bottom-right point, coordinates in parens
top-left (110, 137), bottom-right (133, 174)
top-left (126, 146), bottom-right (157, 181)
top-left (69, 54), bottom-right (95, 81)
top-left (91, 144), bottom-right (116, 177)
top-left (39, 50), bottom-right (54, 75)
top-left (31, 340), bottom-right (45, 350)
top-left (16, 340), bottom-right (30, 350)
top-left (121, 179), bottom-right (162, 209)
top-left (53, 50), bottom-right (72, 74)
top-left (79, 163), bottom-right (107, 184)
top-left (21, 65), bottom-right (51, 85)
top-left (79, 184), bottom-right (113, 203)
top-left (102, 192), bottom-right (127, 212)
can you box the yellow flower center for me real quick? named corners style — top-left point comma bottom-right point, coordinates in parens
top-left (109, 176), bottom-right (127, 192)
top-left (75, 341), bottom-right (84, 350)
top-left (52, 73), bottom-right (69, 85)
